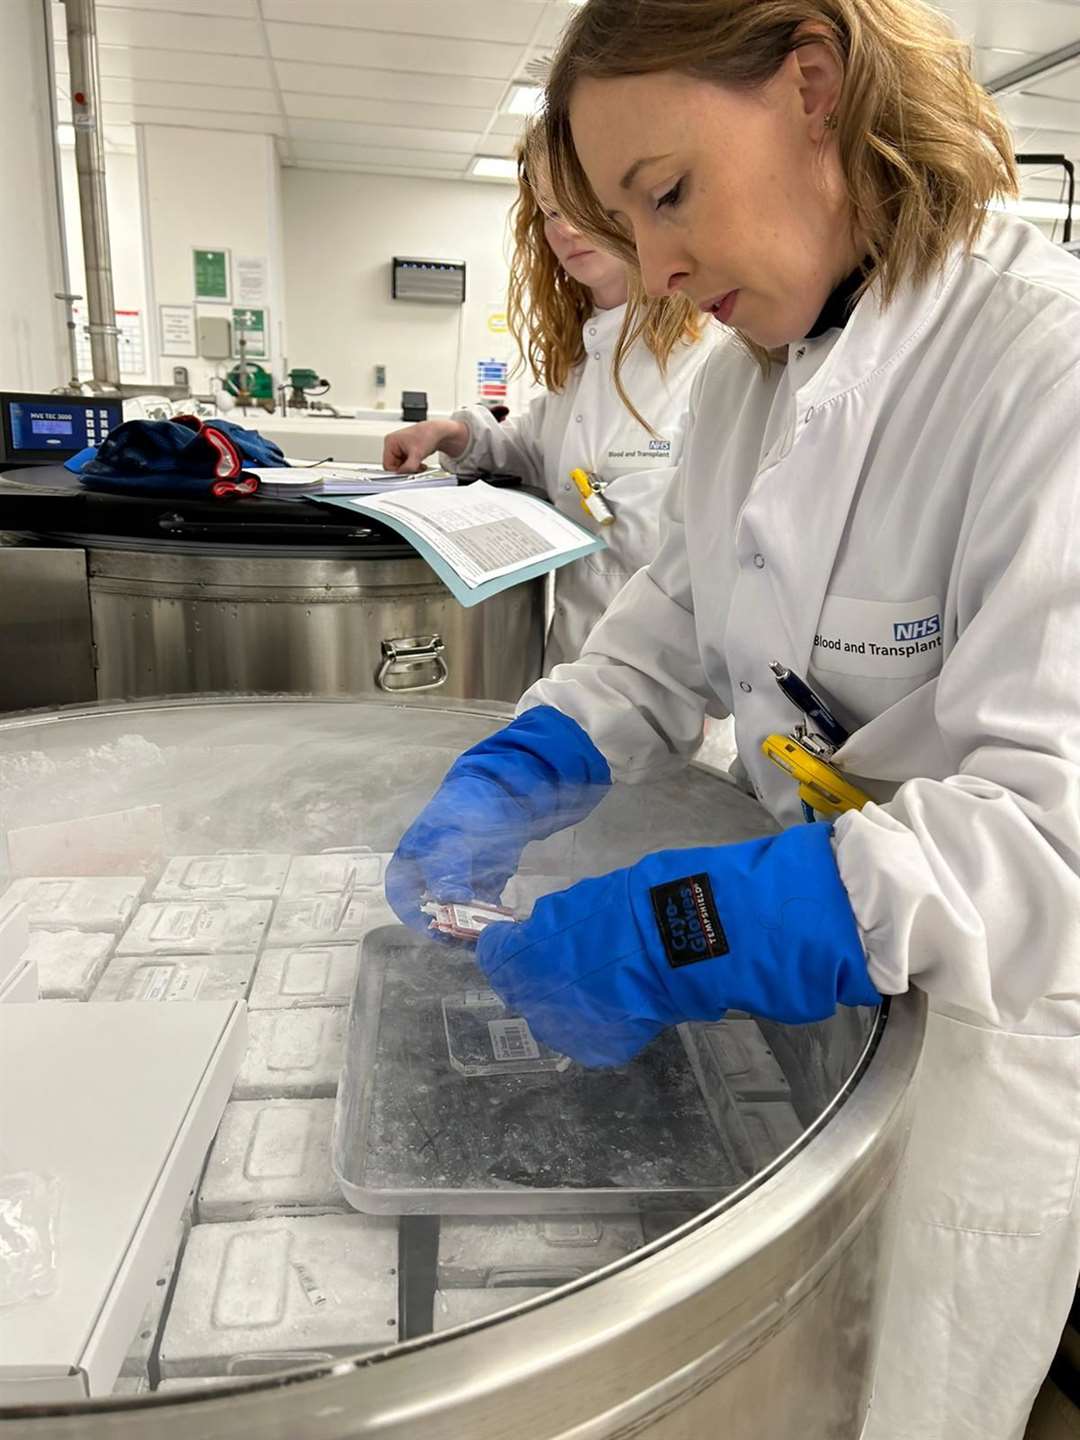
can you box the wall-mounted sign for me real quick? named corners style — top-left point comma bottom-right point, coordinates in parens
top-left (234, 254), bottom-right (269, 307)
top-left (232, 307), bottom-right (268, 359)
top-left (477, 358), bottom-right (508, 403)
top-left (159, 304), bottom-right (197, 357)
top-left (487, 309), bottom-right (509, 335)
top-left (194, 248), bottom-right (230, 302)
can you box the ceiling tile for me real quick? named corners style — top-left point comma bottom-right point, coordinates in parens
top-left (281, 92), bottom-right (492, 134)
top-left (265, 22), bottom-right (522, 80)
top-left (54, 41), bottom-right (273, 88)
top-left (1026, 62), bottom-right (1080, 101)
top-left (287, 116), bottom-right (480, 153)
top-left (288, 139), bottom-right (468, 171)
top-left (90, 6), bottom-right (265, 54)
top-left (934, 0), bottom-right (1080, 52)
top-left (107, 103), bottom-right (283, 135)
top-left (84, 0), bottom-right (258, 15)
top-left (999, 91), bottom-right (1080, 134)
top-left (76, 75), bottom-right (279, 115)
top-left (272, 60), bottom-right (504, 108)
top-left (263, 0), bottom-right (549, 46)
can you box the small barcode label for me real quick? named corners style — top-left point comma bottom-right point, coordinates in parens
top-left (488, 1017), bottom-right (540, 1063)
top-left (292, 1261), bottom-right (329, 1309)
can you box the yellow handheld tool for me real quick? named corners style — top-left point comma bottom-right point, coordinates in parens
top-left (569, 468), bottom-right (615, 527)
top-left (762, 732), bottom-right (872, 819)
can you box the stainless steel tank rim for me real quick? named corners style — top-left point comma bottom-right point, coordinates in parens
top-left (5, 530), bottom-right (417, 563)
top-left (0, 698), bottom-right (926, 1431)
top-left (1, 983), bottom-right (921, 1426)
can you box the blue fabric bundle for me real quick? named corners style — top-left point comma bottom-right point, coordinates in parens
top-left (70, 416), bottom-right (286, 497)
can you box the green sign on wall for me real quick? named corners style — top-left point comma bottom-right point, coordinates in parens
top-left (194, 248), bottom-right (230, 301)
top-left (232, 307), bottom-right (268, 359)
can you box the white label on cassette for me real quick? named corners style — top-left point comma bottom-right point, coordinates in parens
top-left (134, 965), bottom-right (175, 1002)
top-left (167, 964), bottom-right (207, 1001)
top-left (464, 988), bottom-right (500, 1008)
top-left (488, 1017), bottom-right (540, 1063)
top-left (150, 904), bottom-right (200, 942)
top-left (184, 858), bottom-right (227, 890)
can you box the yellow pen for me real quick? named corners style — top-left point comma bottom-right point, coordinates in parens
top-left (569, 468), bottom-right (615, 527)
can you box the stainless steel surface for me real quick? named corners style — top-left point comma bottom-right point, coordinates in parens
top-left (85, 549), bottom-right (543, 704)
top-left (0, 545), bottom-right (96, 710)
top-left (0, 698), bottom-right (927, 1439)
top-left (63, 0), bottom-right (120, 390)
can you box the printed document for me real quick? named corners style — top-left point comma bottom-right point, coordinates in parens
top-left (311, 481), bottom-right (605, 607)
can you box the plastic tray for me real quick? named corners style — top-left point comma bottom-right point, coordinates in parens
top-left (332, 927), bottom-right (741, 1215)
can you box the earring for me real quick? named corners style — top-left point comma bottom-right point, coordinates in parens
top-left (824, 112), bottom-right (839, 130)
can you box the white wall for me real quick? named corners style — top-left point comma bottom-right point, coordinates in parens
top-left (138, 126), bottom-right (286, 393)
top-left (59, 143), bottom-right (150, 381)
top-left (0, 0), bottom-right (68, 391)
top-left (282, 169), bottom-right (533, 416)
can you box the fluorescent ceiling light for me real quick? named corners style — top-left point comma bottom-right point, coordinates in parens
top-left (469, 155), bottom-right (518, 181)
top-left (989, 196), bottom-right (1079, 222)
top-left (985, 40), bottom-right (1080, 96)
top-left (504, 82), bottom-right (544, 117)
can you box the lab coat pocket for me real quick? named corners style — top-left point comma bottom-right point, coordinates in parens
top-left (903, 1010), bottom-right (1080, 1236)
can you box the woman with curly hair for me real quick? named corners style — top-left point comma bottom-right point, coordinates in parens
top-left (387, 2), bottom-right (1080, 1434)
top-left (383, 118), bottom-right (722, 672)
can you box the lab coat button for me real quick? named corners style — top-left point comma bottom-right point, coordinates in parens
top-left (588, 327), bottom-right (597, 337)
top-left (753, 553), bottom-right (766, 569)
top-left (739, 681), bottom-right (752, 693)
top-left (593, 352), bottom-right (601, 361)
top-left (575, 415), bottom-right (583, 423)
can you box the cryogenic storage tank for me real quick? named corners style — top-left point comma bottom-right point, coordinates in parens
top-left (0, 698), bottom-right (925, 1439)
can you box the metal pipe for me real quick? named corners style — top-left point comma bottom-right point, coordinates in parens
top-left (62, 0), bottom-right (120, 390)
top-left (1016, 153), bottom-right (1075, 246)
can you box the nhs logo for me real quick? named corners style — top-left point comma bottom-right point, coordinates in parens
top-left (893, 613), bottom-right (941, 641)
top-left (648, 438), bottom-right (671, 453)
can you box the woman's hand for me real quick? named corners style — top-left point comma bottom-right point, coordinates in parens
top-left (382, 419), bottom-right (470, 472)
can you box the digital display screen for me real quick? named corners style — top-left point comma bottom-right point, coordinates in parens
top-left (6, 398), bottom-right (121, 456)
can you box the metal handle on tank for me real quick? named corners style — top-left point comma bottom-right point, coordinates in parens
top-left (377, 634), bottom-right (449, 693)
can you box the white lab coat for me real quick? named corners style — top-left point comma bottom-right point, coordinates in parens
top-left (522, 213), bottom-right (1080, 1440)
top-left (441, 304), bottom-right (722, 671)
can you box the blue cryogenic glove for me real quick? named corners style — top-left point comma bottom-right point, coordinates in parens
top-left (475, 822), bottom-right (881, 1067)
top-left (385, 705), bottom-right (611, 934)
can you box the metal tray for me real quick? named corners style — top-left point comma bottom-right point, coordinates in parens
top-left (332, 926), bottom-right (741, 1215)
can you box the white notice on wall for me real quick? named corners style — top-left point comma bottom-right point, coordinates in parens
top-left (73, 305), bottom-right (146, 376)
top-left (234, 255), bottom-right (269, 307)
top-left (160, 304), bottom-right (198, 357)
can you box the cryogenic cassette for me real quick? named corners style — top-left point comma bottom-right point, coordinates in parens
top-left (154, 854), bottom-right (291, 901)
top-left (441, 989), bottom-right (570, 1078)
top-left (248, 944), bottom-right (360, 1010)
top-left (1, 876), bottom-right (145, 933)
top-left (437, 1214), bottom-right (644, 1289)
top-left (197, 1099), bottom-right (345, 1222)
top-left (116, 899), bottom-right (272, 956)
top-left (685, 1018), bottom-right (791, 1101)
top-left (232, 1007), bottom-right (347, 1100)
top-left (24, 929), bottom-right (115, 1000)
top-left (92, 952), bottom-right (257, 1005)
top-left (264, 893), bottom-right (392, 949)
top-left (280, 852), bottom-right (391, 899)
top-left (118, 1225), bottom-right (185, 1384)
top-left (157, 1215), bottom-right (399, 1376)
top-left (736, 1101), bottom-right (805, 1170)
top-left (432, 1287), bottom-right (551, 1333)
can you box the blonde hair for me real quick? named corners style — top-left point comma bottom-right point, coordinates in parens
top-left (544, 0), bottom-right (1019, 373)
top-left (506, 116), bottom-right (704, 397)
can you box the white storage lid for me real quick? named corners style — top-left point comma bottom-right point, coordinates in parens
top-left (0, 1001), bottom-right (246, 1401)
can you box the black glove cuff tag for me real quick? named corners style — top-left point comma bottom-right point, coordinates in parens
top-left (650, 874), bottom-right (729, 969)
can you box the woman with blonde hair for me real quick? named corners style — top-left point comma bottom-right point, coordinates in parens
top-left (382, 118), bottom-right (722, 672)
top-left (386, 1), bottom-right (1080, 1434)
